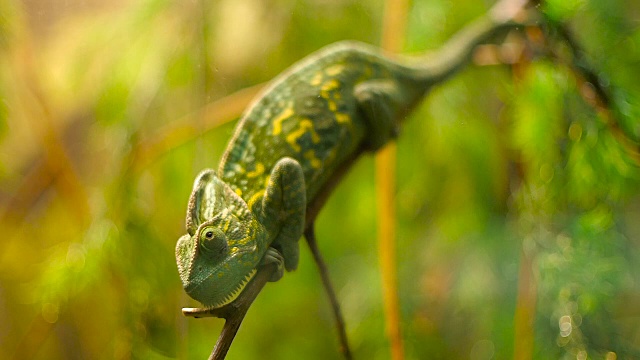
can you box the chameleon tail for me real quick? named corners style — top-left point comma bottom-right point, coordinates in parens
top-left (410, 0), bottom-right (535, 86)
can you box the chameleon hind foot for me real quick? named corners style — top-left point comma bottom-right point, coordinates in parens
top-left (354, 80), bottom-right (404, 152)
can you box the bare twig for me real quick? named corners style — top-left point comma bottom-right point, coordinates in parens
top-left (378, 0), bottom-right (408, 356)
top-left (304, 224), bottom-right (352, 359)
top-left (182, 263), bottom-right (276, 359)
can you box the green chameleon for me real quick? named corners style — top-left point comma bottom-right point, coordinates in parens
top-left (176, 9), bottom-right (529, 308)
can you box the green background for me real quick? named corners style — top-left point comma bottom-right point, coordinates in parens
top-left (1, 0), bottom-right (639, 358)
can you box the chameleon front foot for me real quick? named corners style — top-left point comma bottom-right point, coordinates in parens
top-left (261, 246), bottom-right (285, 282)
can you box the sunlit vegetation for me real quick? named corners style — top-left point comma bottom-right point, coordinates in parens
top-left (1, 0), bottom-right (639, 359)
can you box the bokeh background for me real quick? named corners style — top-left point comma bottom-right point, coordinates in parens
top-left (1, 0), bottom-right (640, 359)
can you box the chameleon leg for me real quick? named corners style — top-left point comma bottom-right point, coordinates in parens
top-left (304, 223), bottom-right (352, 359)
top-left (260, 247), bottom-right (285, 282)
top-left (354, 80), bottom-right (405, 151)
top-left (261, 157), bottom-right (306, 272)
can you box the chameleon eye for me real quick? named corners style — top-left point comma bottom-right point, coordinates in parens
top-left (199, 226), bottom-right (228, 256)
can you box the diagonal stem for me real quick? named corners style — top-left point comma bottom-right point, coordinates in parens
top-left (182, 263), bottom-right (276, 359)
top-left (304, 224), bottom-right (352, 359)
top-left (378, 0), bottom-right (408, 357)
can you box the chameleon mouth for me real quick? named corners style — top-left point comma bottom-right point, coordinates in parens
top-left (209, 268), bottom-right (257, 308)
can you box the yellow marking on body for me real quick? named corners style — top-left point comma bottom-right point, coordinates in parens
top-left (304, 150), bottom-right (322, 169)
top-left (335, 113), bottom-right (351, 124)
top-left (320, 79), bottom-right (342, 101)
top-left (325, 64), bottom-right (345, 76)
top-left (328, 100), bottom-right (337, 111)
top-left (218, 272), bottom-right (224, 278)
top-left (321, 79), bottom-right (340, 93)
top-left (286, 119), bottom-right (320, 152)
top-left (310, 72), bottom-right (323, 86)
top-left (272, 106), bottom-right (295, 136)
top-left (237, 234), bottom-right (254, 246)
top-left (247, 190), bottom-right (266, 209)
top-left (247, 163), bottom-right (265, 178)
top-left (234, 188), bottom-right (243, 197)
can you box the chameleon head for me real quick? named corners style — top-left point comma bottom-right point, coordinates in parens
top-left (175, 169), bottom-right (267, 308)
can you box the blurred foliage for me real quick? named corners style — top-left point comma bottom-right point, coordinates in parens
top-left (0, 0), bottom-right (639, 359)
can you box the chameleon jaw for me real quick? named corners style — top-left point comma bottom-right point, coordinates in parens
top-left (207, 268), bottom-right (258, 309)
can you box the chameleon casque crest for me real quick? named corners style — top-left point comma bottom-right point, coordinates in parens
top-left (176, 13), bottom-right (523, 308)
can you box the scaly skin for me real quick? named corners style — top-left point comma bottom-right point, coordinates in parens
top-left (176, 12), bottom-right (525, 308)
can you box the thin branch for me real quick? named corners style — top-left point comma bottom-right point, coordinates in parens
top-left (374, 143), bottom-right (403, 360)
top-left (182, 263), bottom-right (276, 359)
top-left (304, 224), bottom-right (352, 359)
top-left (378, 0), bottom-right (409, 357)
